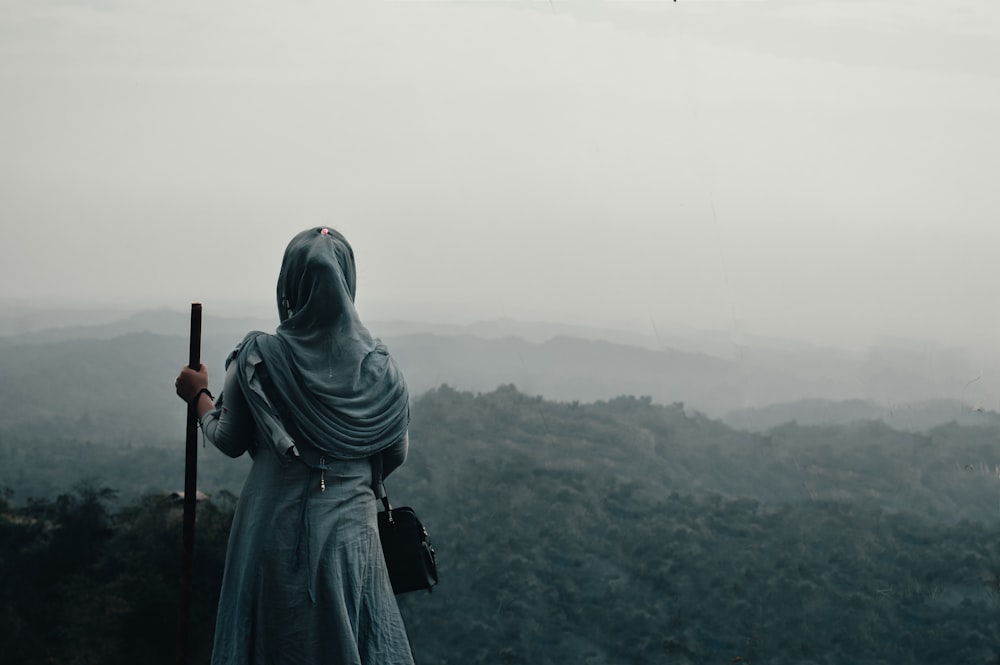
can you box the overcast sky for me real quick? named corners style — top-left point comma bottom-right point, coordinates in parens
top-left (2, 0), bottom-right (998, 351)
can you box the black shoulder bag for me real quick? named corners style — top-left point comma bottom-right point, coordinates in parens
top-left (371, 455), bottom-right (438, 595)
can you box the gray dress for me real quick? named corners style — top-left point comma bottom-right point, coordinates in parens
top-left (202, 361), bottom-right (414, 665)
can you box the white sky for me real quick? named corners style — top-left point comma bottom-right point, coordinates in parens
top-left (2, 0), bottom-right (999, 351)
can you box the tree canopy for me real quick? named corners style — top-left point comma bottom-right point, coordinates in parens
top-left (2, 385), bottom-right (999, 663)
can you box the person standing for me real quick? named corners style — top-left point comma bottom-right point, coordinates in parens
top-left (175, 227), bottom-right (414, 665)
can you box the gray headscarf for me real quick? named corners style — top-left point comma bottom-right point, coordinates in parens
top-left (229, 227), bottom-right (409, 460)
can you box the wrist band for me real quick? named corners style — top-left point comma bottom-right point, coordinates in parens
top-left (190, 388), bottom-right (214, 405)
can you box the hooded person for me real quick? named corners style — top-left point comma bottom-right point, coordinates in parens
top-left (233, 226), bottom-right (410, 464)
top-left (175, 227), bottom-right (415, 665)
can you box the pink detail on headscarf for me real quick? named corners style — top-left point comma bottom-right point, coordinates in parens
top-left (321, 228), bottom-right (329, 235)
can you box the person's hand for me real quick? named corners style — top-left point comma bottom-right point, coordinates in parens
top-left (175, 364), bottom-right (209, 403)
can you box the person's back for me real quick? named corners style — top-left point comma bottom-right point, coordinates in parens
top-left (175, 227), bottom-right (414, 665)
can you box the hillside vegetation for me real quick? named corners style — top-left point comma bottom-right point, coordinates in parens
top-left (3, 386), bottom-right (999, 664)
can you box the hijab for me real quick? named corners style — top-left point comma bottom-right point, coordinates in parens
top-left (231, 227), bottom-right (409, 460)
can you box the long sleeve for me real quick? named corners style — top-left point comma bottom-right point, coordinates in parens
top-left (199, 360), bottom-right (254, 458)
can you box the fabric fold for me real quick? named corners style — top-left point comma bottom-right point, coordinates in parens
top-left (228, 227), bottom-right (410, 461)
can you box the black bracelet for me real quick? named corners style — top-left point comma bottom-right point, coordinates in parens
top-left (190, 388), bottom-right (214, 405)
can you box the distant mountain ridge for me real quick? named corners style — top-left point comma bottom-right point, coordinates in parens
top-left (0, 309), bottom-right (278, 346)
top-left (0, 308), bottom-right (995, 441)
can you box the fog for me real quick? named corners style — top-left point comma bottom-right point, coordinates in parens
top-left (2, 0), bottom-right (999, 353)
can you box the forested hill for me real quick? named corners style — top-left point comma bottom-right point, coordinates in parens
top-left (403, 385), bottom-right (1000, 523)
top-left (400, 388), bottom-right (1000, 663)
top-left (3, 386), bottom-right (1000, 663)
top-left (2, 312), bottom-right (999, 662)
top-left (6, 382), bottom-right (1000, 523)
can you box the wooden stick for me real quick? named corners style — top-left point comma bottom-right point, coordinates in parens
top-left (176, 302), bottom-right (202, 665)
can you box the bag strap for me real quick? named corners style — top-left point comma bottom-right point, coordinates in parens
top-left (370, 454), bottom-right (393, 517)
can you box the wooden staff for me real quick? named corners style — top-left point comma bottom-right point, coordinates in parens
top-left (176, 302), bottom-right (202, 665)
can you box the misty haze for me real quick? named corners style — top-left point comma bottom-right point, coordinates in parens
top-left (2, 1), bottom-right (1000, 664)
